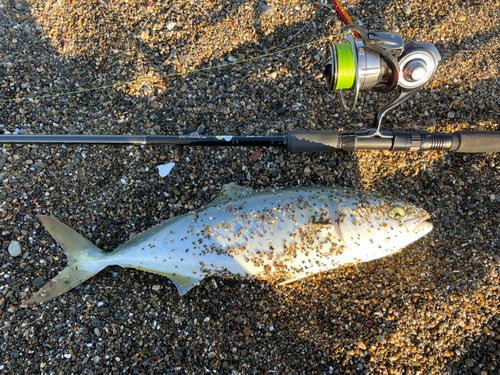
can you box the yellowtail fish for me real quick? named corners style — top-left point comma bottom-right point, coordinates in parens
top-left (22, 185), bottom-right (432, 307)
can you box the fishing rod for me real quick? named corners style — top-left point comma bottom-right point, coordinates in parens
top-left (1, 26), bottom-right (499, 153)
top-left (2, 130), bottom-right (499, 153)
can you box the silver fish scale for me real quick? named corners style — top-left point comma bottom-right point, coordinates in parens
top-left (111, 188), bottom-right (363, 285)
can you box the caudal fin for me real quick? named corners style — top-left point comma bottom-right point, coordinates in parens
top-left (21, 215), bottom-right (110, 308)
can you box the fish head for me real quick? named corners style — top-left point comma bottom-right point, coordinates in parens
top-left (335, 195), bottom-right (433, 260)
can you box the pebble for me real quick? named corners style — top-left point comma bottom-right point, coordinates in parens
top-left (32, 276), bottom-right (45, 288)
top-left (402, 6), bottom-right (411, 15)
top-left (257, 2), bottom-right (275, 17)
top-left (465, 358), bottom-right (475, 367)
top-left (196, 124), bottom-right (205, 134)
top-left (8, 241), bottom-right (21, 257)
top-left (376, 335), bottom-right (386, 344)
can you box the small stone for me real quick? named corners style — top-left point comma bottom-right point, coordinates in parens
top-left (32, 276), bottom-right (44, 288)
top-left (303, 167), bottom-right (311, 174)
top-left (208, 352), bottom-right (216, 359)
top-left (8, 241), bottom-right (21, 257)
top-left (365, 320), bottom-right (373, 328)
top-left (465, 358), bottom-right (474, 368)
top-left (138, 29), bottom-right (149, 41)
top-left (36, 162), bottom-right (47, 169)
top-left (391, 25), bottom-right (400, 33)
top-left (376, 335), bottom-right (386, 344)
top-left (166, 21), bottom-right (176, 30)
top-left (257, 2), bottom-right (275, 17)
top-left (64, 354), bottom-right (71, 359)
top-left (357, 342), bottom-right (366, 350)
top-left (402, 6), bottom-right (411, 15)
top-left (152, 285), bottom-right (161, 291)
top-left (242, 111), bottom-right (250, 118)
top-left (447, 112), bottom-right (455, 119)
top-left (196, 125), bottom-right (205, 134)
top-left (243, 327), bottom-right (251, 336)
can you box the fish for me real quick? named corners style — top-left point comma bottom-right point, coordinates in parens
top-left (21, 185), bottom-right (433, 307)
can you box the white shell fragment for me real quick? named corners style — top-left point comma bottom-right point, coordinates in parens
top-left (157, 163), bottom-right (175, 177)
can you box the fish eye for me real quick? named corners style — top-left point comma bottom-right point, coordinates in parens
top-left (388, 206), bottom-right (405, 220)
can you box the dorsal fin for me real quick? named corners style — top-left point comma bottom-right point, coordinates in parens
top-left (210, 184), bottom-right (253, 204)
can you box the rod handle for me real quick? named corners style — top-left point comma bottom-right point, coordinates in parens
top-left (451, 131), bottom-right (500, 153)
top-left (286, 130), bottom-right (342, 153)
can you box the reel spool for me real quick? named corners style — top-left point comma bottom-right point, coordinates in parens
top-left (324, 25), bottom-right (441, 137)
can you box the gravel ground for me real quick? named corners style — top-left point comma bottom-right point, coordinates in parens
top-left (1, 0), bottom-right (499, 373)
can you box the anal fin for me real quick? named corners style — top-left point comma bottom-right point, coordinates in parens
top-left (166, 274), bottom-right (200, 296)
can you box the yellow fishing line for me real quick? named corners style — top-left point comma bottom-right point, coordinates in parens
top-left (0, 32), bottom-right (350, 103)
top-left (334, 42), bottom-right (355, 90)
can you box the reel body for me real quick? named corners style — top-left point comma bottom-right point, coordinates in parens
top-left (324, 26), bottom-right (441, 136)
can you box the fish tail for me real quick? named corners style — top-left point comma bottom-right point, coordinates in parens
top-left (21, 215), bottom-right (110, 308)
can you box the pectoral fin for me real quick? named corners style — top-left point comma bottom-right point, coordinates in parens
top-left (277, 273), bottom-right (309, 286)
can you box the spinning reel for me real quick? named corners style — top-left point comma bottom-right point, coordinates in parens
top-left (324, 25), bottom-right (441, 137)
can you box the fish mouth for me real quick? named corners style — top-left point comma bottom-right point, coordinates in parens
top-left (412, 213), bottom-right (433, 234)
